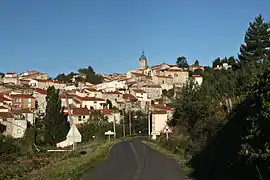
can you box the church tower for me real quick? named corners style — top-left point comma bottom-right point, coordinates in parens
top-left (139, 50), bottom-right (148, 70)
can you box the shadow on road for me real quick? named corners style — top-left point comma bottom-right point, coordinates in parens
top-left (189, 97), bottom-right (270, 180)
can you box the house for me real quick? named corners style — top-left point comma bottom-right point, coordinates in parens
top-left (68, 94), bottom-right (106, 110)
top-left (3, 72), bottom-right (19, 85)
top-left (66, 106), bottom-right (90, 124)
top-left (161, 67), bottom-right (189, 87)
top-left (192, 75), bottom-right (203, 86)
top-left (95, 80), bottom-right (126, 92)
top-left (102, 91), bottom-right (124, 107)
top-left (189, 65), bottom-right (205, 72)
top-left (9, 93), bottom-right (36, 109)
top-left (11, 108), bottom-right (35, 125)
top-left (32, 88), bottom-right (47, 115)
top-left (151, 104), bottom-right (174, 134)
top-left (215, 63), bottom-right (232, 70)
top-left (72, 74), bottom-right (87, 82)
top-left (20, 70), bottom-right (48, 80)
top-left (130, 89), bottom-right (149, 101)
top-left (29, 79), bottom-right (66, 90)
top-left (82, 87), bottom-right (103, 98)
top-left (141, 85), bottom-right (162, 100)
top-left (0, 95), bottom-right (12, 105)
top-left (0, 105), bottom-right (27, 138)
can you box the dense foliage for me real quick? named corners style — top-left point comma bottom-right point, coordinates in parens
top-left (169, 14), bottom-right (270, 180)
top-left (43, 86), bottom-right (69, 145)
top-left (55, 65), bottom-right (103, 84)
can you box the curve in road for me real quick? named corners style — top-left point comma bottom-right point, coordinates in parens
top-left (81, 139), bottom-right (187, 180)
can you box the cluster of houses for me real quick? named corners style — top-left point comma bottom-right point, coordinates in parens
top-left (0, 52), bottom-right (204, 139)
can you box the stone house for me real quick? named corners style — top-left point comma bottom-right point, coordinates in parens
top-left (152, 75), bottom-right (173, 86)
top-left (9, 93), bottom-right (36, 109)
top-left (0, 105), bottom-right (27, 138)
top-left (141, 85), bottom-right (162, 100)
top-left (11, 108), bottom-right (35, 125)
top-left (32, 88), bottom-right (47, 114)
top-left (20, 70), bottom-right (48, 80)
top-left (82, 88), bottom-right (103, 98)
top-left (102, 91), bottom-right (124, 107)
top-left (4, 72), bottom-right (19, 85)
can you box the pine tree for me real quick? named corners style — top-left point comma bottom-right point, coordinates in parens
top-left (176, 56), bottom-right (189, 68)
top-left (212, 57), bottom-right (221, 68)
top-left (239, 14), bottom-right (270, 65)
top-left (43, 86), bottom-right (69, 145)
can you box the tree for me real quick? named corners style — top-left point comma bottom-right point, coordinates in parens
top-left (228, 56), bottom-right (236, 65)
top-left (221, 57), bottom-right (228, 64)
top-left (106, 99), bottom-right (113, 109)
top-left (43, 86), bottom-right (69, 145)
top-left (212, 57), bottom-right (221, 68)
top-left (193, 60), bottom-right (200, 66)
top-left (78, 66), bottom-right (103, 84)
top-left (238, 14), bottom-right (270, 65)
top-left (0, 72), bottom-right (4, 78)
top-left (176, 56), bottom-right (189, 68)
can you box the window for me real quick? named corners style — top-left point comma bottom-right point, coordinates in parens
top-left (94, 101), bottom-right (97, 103)
top-left (15, 98), bottom-right (20, 102)
top-left (78, 116), bottom-right (82, 121)
top-left (118, 95), bottom-right (120, 98)
top-left (28, 98), bottom-right (31, 103)
top-left (83, 116), bottom-right (85, 119)
top-left (174, 74), bottom-right (178, 77)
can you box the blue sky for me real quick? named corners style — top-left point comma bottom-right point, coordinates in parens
top-left (0, 0), bottom-right (269, 77)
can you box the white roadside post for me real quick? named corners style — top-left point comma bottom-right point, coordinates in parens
top-left (163, 124), bottom-right (172, 141)
top-left (105, 130), bottom-right (115, 141)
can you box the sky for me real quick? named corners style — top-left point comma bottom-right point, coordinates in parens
top-left (0, 0), bottom-right (269, 77)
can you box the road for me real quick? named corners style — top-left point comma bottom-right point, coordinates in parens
top-left (81, 139), bottom-right (187, 180)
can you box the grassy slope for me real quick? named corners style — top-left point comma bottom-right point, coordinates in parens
top-left (21, 140), bottom-right (118, 180)
top-left (142, 140), bottom-right (194, 174)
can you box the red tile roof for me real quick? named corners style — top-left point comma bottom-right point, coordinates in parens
top-left (152, 104), bottom-right (174, 111)
top-left (10, 94), bottom-right (35, 99)
top-left (142, 84), bottom-right (162, 88)
top-left (131, 72), bottom-right (147, 77)
top-left (11, 108), bottom-right (33, 114)
top-left (0, 96), bottom-right (12, 102)
top-left (192, 75), bottom-right (202, 78)
top-left (34, 88), bottom-right (47, 94)
top-left (71, 94), bottom-right (105, 101)
top-left (165, 69), bottom-right (184, 72)
top-left (132, 89), bottom-right (147, 93)
top-left (71, 107), bottom-right (89, 115)
top-left (127, 81), bottom-right (137, 85)
top-left (156, 75), bottom-right (173, 79)
top-left (103, 91), bottom-right (122, 94)
top-left (0, 112), bottom-right (13, 118)
top-left (123, 94), bottom-right (137, 101)
top-left (83, 88), bottom-right (98, 92)
top-left (0, 106), bottom-right (8, 109)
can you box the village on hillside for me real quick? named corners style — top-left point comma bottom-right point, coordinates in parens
top-left (0, 52), bottom-right (216, 140)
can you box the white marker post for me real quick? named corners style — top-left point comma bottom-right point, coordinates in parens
top-left (163, 124), bottom-right (172, 141)
top-left (105, 130), bottom-right (115, 141)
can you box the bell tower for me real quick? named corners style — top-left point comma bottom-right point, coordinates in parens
top-left (139, 50), bottom-right (148, 70)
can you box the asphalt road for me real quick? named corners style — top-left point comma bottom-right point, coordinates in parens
top-left (81, 139), bottom-right (187, 180)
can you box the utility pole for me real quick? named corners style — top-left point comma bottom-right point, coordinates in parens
top-left (122, 109), bottom-right (125, 137)
top-left (113, 115), bottom-right (116, 139)
top-left (129, 109), bottom-right (132, 136)
top-left (148, 101), bottom-right (151, 138)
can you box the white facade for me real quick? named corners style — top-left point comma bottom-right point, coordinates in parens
top-left (96, 80), bottom-right (126, 92)
top-left (151, 113), bottom-right (168, 133)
